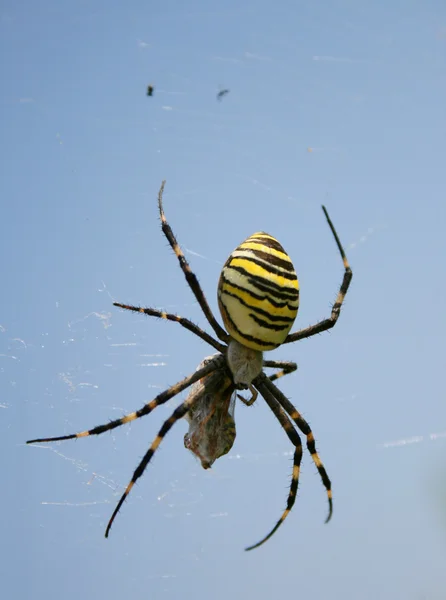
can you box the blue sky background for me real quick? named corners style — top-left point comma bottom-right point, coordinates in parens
top-left (2, 1), bottom-right (446, 598)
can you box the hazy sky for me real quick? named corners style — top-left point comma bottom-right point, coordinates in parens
top-left (2, 1), bottom-right (446, 599)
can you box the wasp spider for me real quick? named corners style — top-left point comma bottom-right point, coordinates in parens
top-left (27, 180), bottom-right (352, 550)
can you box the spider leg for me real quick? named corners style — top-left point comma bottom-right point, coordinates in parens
top-left (105, 376), bottom-right (212, 537)
top-left (284, 205), bottom-right (352, 344)
top-left (261, 375), bottom-right (332, 523)
top-left (262, 360), bottom-right (298, 382)
top-left (237, 385), bottom-right (258, 406)
top-left (245, 373), bottom-right (304, 551)
top-left (26, 356), bottom-right (224, 444)
top-left (157, 181), bottom-right (229, 343)
top-left (237, 361), bottom-right (297, 405)
top-left (113, 303), bottom-right (225, 353)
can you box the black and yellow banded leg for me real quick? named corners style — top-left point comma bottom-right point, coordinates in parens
top-left (113, 302), bottom-right (225, 353)
top-left (285, 206), bottom-right (352, 344)
top-left (26, 357), bottom-right (224, 445)
top-left (157, 181), bottom-right (229, 344)
top-left (263, 359), bottom-right (298, 383)
top-left (246, 373), bottom-right (304, 551)
top-left (105, 376), bottom-right (213, 537)
top-left (262, 375), bottom-right (332, 523)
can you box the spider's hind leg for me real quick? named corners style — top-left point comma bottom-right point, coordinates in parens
top-left (284, 206), bottom-right (352, 344)
top-left (156, 181), bottom-right (229, 343)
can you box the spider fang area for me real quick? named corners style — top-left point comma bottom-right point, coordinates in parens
top-left (226, 338), bottom-right (263, 386)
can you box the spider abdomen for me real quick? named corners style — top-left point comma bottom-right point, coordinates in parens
top-left (217, 232), bottom-right (299, 351)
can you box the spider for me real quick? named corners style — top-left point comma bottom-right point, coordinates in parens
top-left (27, 180), bottom-right (352, 551)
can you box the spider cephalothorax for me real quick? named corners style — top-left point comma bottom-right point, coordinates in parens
top-left (27, 180), bottom-right (352, 551)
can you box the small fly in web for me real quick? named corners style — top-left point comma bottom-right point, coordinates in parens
top-left (27, 180), bottom-right (352, 550)
top-left (217, 88), bottom-right (230, 101)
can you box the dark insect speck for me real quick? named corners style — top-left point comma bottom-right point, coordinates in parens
top-left (217, 89), bottom-right (230, 101)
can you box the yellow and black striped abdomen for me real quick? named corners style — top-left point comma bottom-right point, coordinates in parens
top-left (217, 232), bottom-right (299, 351)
